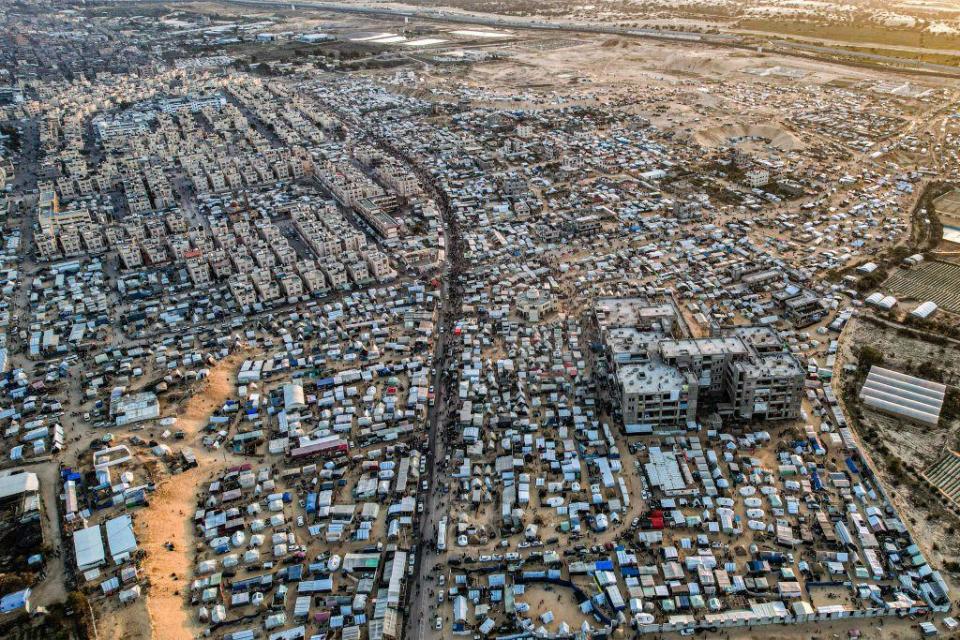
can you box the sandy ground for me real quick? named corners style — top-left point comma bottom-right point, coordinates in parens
top-left (132, 352), bottom-right (247, 640)
top-left (522, 584), bottom-right (592, 632)
top-left (470, 37), bottom-right (899, 90)
top-left (694, 122), bottom-right (803, 151)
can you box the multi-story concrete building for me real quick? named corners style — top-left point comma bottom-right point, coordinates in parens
top-left (322, 261), bottom-right (349, 290)
top-left (599, 299), bottom-right (804, 433)
top-left (228, 274), bottom-right (257, 309)
top-left (616, 362), bottom-right (698, 431)
top-left (726, 352), bottom-right (805, 422)
top-left (279, 273), bottom-right (304, 299)
top-left (59, 228), bottom-right (83, 257)
top-left (301, 268), bottom-right (328, 295)
top-left (346, 259), bottom-right (370, 284)
top-left (185, 251), bottom-right (212, 287)
top-left (117, 241), bottom-right (143, 269)
top-left (365, 250), bottom-right (394, 281)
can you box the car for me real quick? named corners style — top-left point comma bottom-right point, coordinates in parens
top-left (434, 616), bottom-right (442, 630)
top-left (437, 591), bottom-right (445, 604)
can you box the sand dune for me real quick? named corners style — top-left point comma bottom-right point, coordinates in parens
top-left (695, 122), bottom-right (803, 150)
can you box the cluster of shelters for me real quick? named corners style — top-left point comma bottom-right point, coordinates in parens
top-left (0, 16), bottom-right (957, 639)
top-left (0, 471), bottom-right (43, 574)
top-left (26, 259), bottom-right (109, 358)
top-left (434, 420), bottom-right (950, 636)
top-left (72, 513), bottom-right (142, 603)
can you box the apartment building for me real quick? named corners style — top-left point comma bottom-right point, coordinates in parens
top-left (725, 354), bottom-right (804, 421)
top-left (744, 168), bottom-right (770, 188)
top-left (59, 228), bottom-right (83, 257)
top-left (346, 259), bottom-right (370, 284)
top-left (279, 273), bottom-right (304, 299)
top-left (141, 239), bottom-right (169, 265)
top-left (228, 274), bottom-right (257, 309)
top-left (208, 250), bottom-right (234, 279)
top-left (365, 250), bottom-right (394, 281)
top-left (185, 251), bottom-right (213, 287)
top-left (35, 232), bottom-right (61, 261)
top-left (377, 162), bottom-right (421, 198)
top-left (594, 297), bottom-right (676, 339)
top-left (659, 337), bottom-right (749, 399)
top-left (80, 227), bottom-right (107, 254)
top-left (300, 268), bottom-right (328, 296)
top-left (35, 191), bottom-right (105, 260)
top-left (251, 269), bottom-right (281, 303)
top-left (321, 261), bottom-right (349, 290)
top-left (117, 241), bottom-right (143, 269)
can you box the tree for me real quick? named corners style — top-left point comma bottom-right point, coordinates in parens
top-left (857, 346), bottom-right (884, 370)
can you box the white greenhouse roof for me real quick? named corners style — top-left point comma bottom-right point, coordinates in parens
top-left (860, 366), bottom-right (945, 426)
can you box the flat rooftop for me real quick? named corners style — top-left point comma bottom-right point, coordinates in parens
top-left (660, 336), bottom-right (748, 360)
top-left (595, 297), bottom-right (674, 331)
top-left (617, 361), bottom-right (686, 395)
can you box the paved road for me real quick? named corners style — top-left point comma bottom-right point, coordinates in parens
top-left (361, 139), bottom-right (466, 640)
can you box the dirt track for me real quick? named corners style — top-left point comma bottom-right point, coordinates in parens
top-left (134, 353), bottom-right (246, 640)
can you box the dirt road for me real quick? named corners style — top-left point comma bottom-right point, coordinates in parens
top-left (134, 353), bottom-right (247, 640)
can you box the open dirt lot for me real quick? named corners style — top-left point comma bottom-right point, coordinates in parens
top-left (133, 353), bottom-right (247, 640)
top-left (464, 34), bottom-right (938, 89)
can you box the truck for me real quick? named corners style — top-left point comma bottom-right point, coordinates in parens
top-left (437, 516), bottom-right (447, 552)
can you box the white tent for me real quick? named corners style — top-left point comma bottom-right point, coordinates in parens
top-left (106, 515), bottom-right (137, 564)
top-left (74, 525), bottom-right (106, 571)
